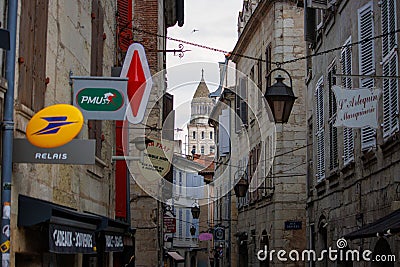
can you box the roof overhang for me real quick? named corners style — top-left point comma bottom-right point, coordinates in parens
top-left (344, 208), bottom-right (400, 240)
top-left (172, 155), bottom-right (206, 173)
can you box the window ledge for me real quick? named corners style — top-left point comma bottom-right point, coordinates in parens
top-left (361, 148), bottom-right (377, 165)
top-left (315, 179), bottom-right (326, 195)
top-left (341, 161), bottom-right (355, 180)
top-left (86, 157), bottom-right (109, 179)
top-left (95, 156), bottom-right (108, 168)
top-left (327, 170), bottom-right (340, 187)
top-left (381, 132), bottom-right (400, 154)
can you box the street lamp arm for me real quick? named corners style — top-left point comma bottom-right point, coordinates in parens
top-left (111, 156), bottom-right (142, 161)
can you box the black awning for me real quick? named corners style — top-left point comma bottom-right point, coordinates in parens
top-left (18, 194), bottom-right (101, 229)
top-left (344, 208), bottom-right (400, 240)
top-left (98, 216), bottom-right (130, 252)
top-left (18, 195), bottom-right (101, 254)
top-left (18, 195), bottom-right (132, 253)
top-left (167, 251), bottom-right (185, 262)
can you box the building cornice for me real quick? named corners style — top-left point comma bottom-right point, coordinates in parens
top-left (231, 0), bottom-right (273, 62)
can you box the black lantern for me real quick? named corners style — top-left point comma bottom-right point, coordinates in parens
top-left (264, 68), bottom-right (297, 123)
top-left (191, 204), bottom-right (200, 219)
top-left (233, 171), bottom-right (249, 198)
top-left (190, 225), bottom-right (196, 236)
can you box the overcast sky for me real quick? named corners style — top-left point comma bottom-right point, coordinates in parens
top-left (166, 0), bottom-right (243, 144)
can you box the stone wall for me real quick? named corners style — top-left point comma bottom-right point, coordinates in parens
top-left (306, 0), bottom-right (400, 266)
top-left (12, 0), bottom-right (117, 265)
top-left (232, 1), bottom-right (307, 266)
top-left (129, 0), bottom-right (166, 266)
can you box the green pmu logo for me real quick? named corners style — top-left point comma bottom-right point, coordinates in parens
top-left (77, 88), bottom-right (124, 111)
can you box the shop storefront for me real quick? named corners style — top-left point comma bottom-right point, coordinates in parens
top-left (17, 195), bottom-right (133, 267)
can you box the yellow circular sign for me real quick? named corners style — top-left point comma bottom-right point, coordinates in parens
top-left (26, 104), bottom-right (84, 148)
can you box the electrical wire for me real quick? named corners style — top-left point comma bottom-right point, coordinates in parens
top-left (171, 142), bottom-right (312, 171)
top-left (130, 26), bottom-right (400, 67)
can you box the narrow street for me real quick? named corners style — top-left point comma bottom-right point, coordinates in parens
top-left (0, 0), bottom-right (398, 266)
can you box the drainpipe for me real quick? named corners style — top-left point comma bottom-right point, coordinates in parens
top-left (1, 1), bottom-right (18, 266)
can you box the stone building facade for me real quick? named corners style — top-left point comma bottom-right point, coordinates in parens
top-left (0, 0), bottom-right (184, 266)
top-left (305, 0), bottom-right (400, 266)
top-left (212, 0), bottom-right (307, 266)
top-left (7, 0), bottom-right (123, 266)
top-left (116, 0), bottom-right (184, 266)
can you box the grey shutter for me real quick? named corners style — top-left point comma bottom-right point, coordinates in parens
top-left (328, 65), bottom-right (338, 170)
top-left (240, 78), bottom-right (248, 126)
top-left (381, 0), bottom-right (399, 137)
top-left (341, 38), bottom-right (354, 164)
top-left (307, 0), bottom-right (328, 9)
top-left (315, 77), bottom-right (325, 180)
top-left (219, 109), bottom-right (231, 155)
top-left (358, 2), bottom-right (376, 149)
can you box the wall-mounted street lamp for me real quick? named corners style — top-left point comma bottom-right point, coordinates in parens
top-left (234, 176), bottom-right (249, 198)
top-left (191, 202), bottom-right (200, 219)
top-left (111, 136), bottom-right (152, 161)
top-left (233, 170), bottom-right (249, 198)
top-left (190, 225), bottom-right (196, 236)
top-left (264, 68), bottom-right (297, 123)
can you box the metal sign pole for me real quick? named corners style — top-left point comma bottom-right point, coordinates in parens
top-left (1, 1), bottom-right (18, 266)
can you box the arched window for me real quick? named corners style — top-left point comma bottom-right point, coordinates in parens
top-left (201, 146), bottom-right (205, 154)
top-left (372, 238), bottom-right (394, 267)
top-left (259, 230), bottom-right (269, 267)
top-left (318, 216), bottom-right (328, 267)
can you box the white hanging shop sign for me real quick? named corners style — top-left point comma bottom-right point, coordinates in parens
top-left (332, 85), bottom-right (381, 129)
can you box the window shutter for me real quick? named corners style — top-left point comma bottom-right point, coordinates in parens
top-left (185, 209), bottom-right (190, 238)
top-left (163, 93), bottom-right (175, 141)
top-left (328, 65), bottom-right (338, 170)
top-left (240, 78), bottom-right (248, 126)
top-left (381, 0), bottom-right (399, 137)
top-left (315, 77), bottom-right (325, 180)
top-left (219, 109), bottom-right (231, 155)
top-left (307, 0), bottom-right (328, 9)
top-left (235, 85), bottom-right (241, 132)
top-left (117, 0), bottom-right (133, 52)
top-left (18, 0), bottom-right (48, 111)
top-left (358, 2), bottom-right (376, 149)
top-left (382, 54), bottom-right (399, 137)
top-left (341, 38), bottom-right (354, 164)
top-left (358, 3), bottom-right (375, 76)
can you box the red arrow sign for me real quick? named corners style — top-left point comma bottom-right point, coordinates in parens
top-left (120, 43), bottom-right (153, 124)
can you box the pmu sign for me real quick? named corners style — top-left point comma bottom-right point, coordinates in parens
top-left (120, 43), bottom-right (153, 124)
top-left (72, 76), bottom-right (128, 120)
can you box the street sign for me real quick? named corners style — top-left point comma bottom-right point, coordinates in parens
top-left (120, 43), bottom-right (153, 124)
top-left (139, 138), bottom-right (174, 181)
top-left (13, 139), bottom-right (95, 165)
top-left (163, 216), bottom-right (176, 233)
top-left (214, 227), bottom-right (225, 241)
top-left (72, 76), bottom-right (128, 120)
top-left (284, 220), bottom-right (302, 230)
top-left (332, 86), bottom-right (380, 129)
top-left (26, 104), bottom-right (84, 148)
top-left (49, 224), bottom-right (96, 254)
